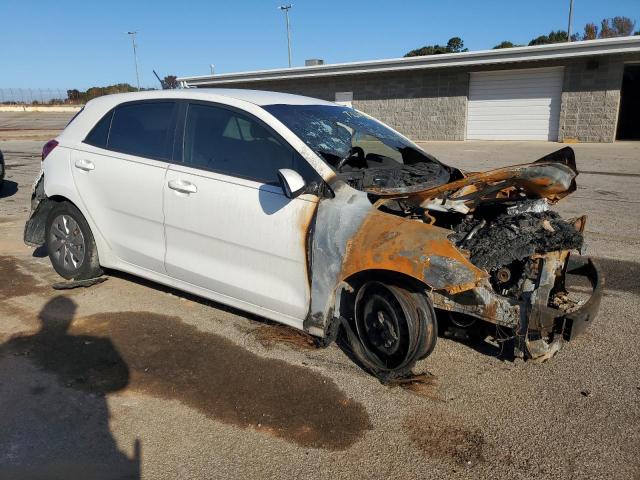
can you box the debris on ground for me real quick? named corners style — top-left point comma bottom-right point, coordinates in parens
top-left (395, 372), bottom-right (441, 401)
top-left (52, 277), bottom-right (107, 290)
top-left (252, 322), bottom-right (317, 350)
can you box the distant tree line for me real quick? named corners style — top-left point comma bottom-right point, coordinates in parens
top-left (66, 83), bottom-right (141, 103)
top-left (493, 16), bottom-right (638, 49)
top-left (405, 16), bottom-right (638, 56)
top-left (63, 76), bottom-right (179, 104)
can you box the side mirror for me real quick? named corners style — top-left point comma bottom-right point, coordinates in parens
top-left (277, 169), bottom-right (306, 199)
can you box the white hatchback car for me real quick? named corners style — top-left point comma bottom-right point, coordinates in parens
top-left (25, 89), bottom-right (601, 380)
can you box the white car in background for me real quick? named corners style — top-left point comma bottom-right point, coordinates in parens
top-left (24, 89), bottom-right (601, 380)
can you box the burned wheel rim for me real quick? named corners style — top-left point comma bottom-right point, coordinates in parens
top-left (48, 214), bottom-right (86, 272)
top-left (354, 282), bottom-right (415, 369)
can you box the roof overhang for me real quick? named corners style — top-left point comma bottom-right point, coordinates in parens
top-left (178, 36), bottom-right (640, 87)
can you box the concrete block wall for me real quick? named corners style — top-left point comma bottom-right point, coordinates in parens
top-left (228, 70), bottom-right (469, 141)
top-left (201, 52), bottom-right (639, 143)
top-left (558, 56), bottom-right (626, 143)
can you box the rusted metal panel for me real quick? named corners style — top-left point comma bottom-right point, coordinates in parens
top-left (431, 281), bottom-right (521, 327)
top-left (305, 183), bottom-right (487, 334)
top-left (340, 209), bottom-right (486, 291)
top-left (372, 162), bottom-right (578, 209)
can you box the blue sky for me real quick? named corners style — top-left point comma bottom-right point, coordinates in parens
top-left (1, 0), bottom-right (638, 90)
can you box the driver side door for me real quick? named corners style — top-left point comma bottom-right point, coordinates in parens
top-left (163, 102), bottom-right (319, 322)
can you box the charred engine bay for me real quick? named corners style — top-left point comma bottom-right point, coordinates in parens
top-left (342, 163), bottom-right (447, 191)
top-left (377, 197), bottom-right (583, 298)
top-left (337, 154), bottom-right (456, 192)
top-left (449, 201), bottom-right (583, 272)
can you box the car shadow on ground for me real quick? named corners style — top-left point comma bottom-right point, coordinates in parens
top-left (0, 296), bottom-right (140, 479)
top-left (0, 180), bottom-right (18, 199)
top-left (105, 268), bottom-right (267, 321)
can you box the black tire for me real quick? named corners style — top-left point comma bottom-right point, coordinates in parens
top-left (45, 201), bottom-right (103, 280)
top-left (346, 280), bottom-right (437, 380)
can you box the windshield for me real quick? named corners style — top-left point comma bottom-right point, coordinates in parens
top-left (263, 103), bottom-right (454, 193)
top-left (264, 104), bottom-right (437, 167)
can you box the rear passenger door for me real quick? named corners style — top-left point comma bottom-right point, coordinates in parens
top-left (163, 102), bottom-right (319, 321)
top-left (71, 100), bottom-right (177, 273)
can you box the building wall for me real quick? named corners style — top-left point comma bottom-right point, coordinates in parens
top-left (200, 52), bottom-right (639, 143)
top-left (558, 55), bottom-right (626, 143)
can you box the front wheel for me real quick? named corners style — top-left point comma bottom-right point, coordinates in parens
top-left (45, 201), bottom-right (103, 280)
top-left (348, 281), bottom-right (437, 380)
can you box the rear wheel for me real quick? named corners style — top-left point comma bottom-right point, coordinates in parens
top-left (348, 281), bottom-right (437, 380)
top-left (45, 201), bottom-right (102, 280)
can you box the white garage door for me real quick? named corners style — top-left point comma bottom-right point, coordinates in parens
top-left (467, 67), bottom-right (563, 141)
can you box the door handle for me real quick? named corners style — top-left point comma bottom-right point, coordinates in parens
top-left (74, 159), bottom-right (95, 171)
top-left (168, 179), bottom-right (198, 194)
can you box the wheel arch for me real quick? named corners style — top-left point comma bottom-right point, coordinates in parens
top-left (24, 195), bottom-right (70, 247)
top-left (24, 193), bottom-right (115, 267)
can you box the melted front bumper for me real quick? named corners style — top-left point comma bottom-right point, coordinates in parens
top-left (558, 256), bottom-right (603, 341)
top-left (431, 253), bottom-right (603, 361)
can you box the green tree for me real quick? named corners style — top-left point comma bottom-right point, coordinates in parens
top-left (404, 37), bottom-right (468, 57)
top-left (529, 30), bottom-right (568, 46)
top-left (493, 41), bottom-right (517, 49)
top-left (446, 37), bottom-right (465, 53)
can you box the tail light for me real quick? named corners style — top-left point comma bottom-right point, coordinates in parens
top-left (42, 139), bottom-right (59, 161)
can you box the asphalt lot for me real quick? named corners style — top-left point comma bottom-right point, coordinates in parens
top-left (0, 112), bottom-right (639, 479)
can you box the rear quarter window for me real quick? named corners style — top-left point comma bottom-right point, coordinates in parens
top-left (84, 110), bottom-right (113, 148)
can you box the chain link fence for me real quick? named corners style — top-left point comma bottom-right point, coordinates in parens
top-left (0, 87), bottom-right (160, 105)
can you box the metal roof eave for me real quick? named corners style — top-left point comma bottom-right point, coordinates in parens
top-left (178, 36), bottom-right (640, 86)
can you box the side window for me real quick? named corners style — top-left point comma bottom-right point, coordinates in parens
top-left (107, 102), bottom-right (176, 160)
top-left (184, 103), bottom-right (295, 184)
top-left (84, 109), bottom-right (113, 148)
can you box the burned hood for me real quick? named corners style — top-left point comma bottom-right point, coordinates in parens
top-left (369, 147), bottom-right (578, 209)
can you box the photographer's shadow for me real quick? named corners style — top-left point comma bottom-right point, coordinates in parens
top-left (0, 296), bottom-right (140, 480)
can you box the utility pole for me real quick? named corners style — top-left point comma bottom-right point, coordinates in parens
top-left (567, 0), bottom-right (574, 42)
top-left (279, 5), bottom-right (293, 67)
top-left (127, 31), bottom-right (141, 90)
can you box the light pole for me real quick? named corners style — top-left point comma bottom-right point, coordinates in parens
top-left (567, 0), bottom-right (574, 42)
top-left (279, 5), bottom-right (293, 67)
top-left (127, 31), bottom-right (141, 90)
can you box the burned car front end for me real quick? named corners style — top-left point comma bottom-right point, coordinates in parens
top-left (368, 147), bottom-right (603, 361)
top-left (265, 103), bottom-right (602, 374)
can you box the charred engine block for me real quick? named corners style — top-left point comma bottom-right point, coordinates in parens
top-left (449, 199), bottom-right (583, 301)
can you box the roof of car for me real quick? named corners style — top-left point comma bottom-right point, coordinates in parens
top-left (86, 88), bottom-right (336, 108)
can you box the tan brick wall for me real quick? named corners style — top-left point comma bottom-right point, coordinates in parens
top-left (558, 56), bottom-right (626, 142)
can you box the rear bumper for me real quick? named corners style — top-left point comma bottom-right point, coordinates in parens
top-left (560, 256), bottom-right (604, 341)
